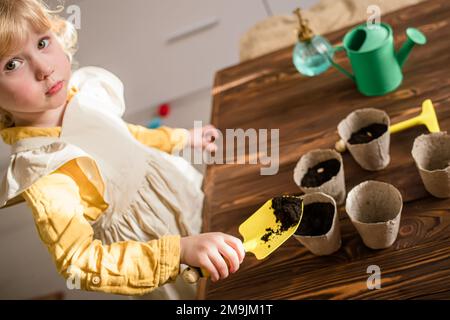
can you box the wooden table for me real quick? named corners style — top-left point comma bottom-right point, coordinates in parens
top-left (199, 0), bottom-right (450, 300)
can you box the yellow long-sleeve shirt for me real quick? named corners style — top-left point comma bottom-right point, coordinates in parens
top-left (0, 123), bottom-right (190, 296)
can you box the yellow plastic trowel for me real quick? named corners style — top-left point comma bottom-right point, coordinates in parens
top-left (182, 197), bottom-right (304, 284)
top-left (390, 99), bottom-right (440, 134)
top-left (335, 99), bottom-right (440, 153)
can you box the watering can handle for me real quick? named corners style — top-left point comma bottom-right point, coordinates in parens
top-left (328, 46), bottom-right (355, 81)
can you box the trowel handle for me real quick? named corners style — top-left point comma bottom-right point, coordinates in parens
top-left (181, 241), bottom-right (254, 284)
top-left (181, 266), bottom-right (208, 284)
top-left (389, 117), bottom-right (421, 134)
top-left (390, 99), bottom-right (440, 134)
top-left (181, 240), bottom-right (254, 284)
top-left (327, 46), bottom-right (355, 81)
top-left (336, 116), bottom-right (422, 152)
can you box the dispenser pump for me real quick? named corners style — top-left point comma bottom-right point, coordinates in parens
top-left (293, 8), bottom-right (314, 42)
top-left (292, 7), bottom-right (333, 77)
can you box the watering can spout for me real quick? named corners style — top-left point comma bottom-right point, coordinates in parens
top-left (396, 28), bottom-right (427, 68)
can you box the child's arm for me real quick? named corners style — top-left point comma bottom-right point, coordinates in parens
top-left (22, 172), bottom-right (181, 296)
top-left (127, 123), bottom-right (219, 154)
top-left (126, 124), bottom-right (189, 154)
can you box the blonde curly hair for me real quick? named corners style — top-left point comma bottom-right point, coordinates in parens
top-left (0, 0), bottom-right (78, 129)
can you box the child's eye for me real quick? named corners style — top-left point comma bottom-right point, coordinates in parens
top-left (37, 38), bottom-right (50, 50)
top-left (4, 59), bottom-right (22, 72)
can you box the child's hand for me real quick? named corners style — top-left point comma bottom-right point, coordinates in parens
top-left (188, 125), bottom-right (219, 152)
top-left (180, 232), bottom-right (245, 282)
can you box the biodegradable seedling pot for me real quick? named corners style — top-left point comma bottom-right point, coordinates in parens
top-left (294, 192), bottom-right (341, 256)
top-left (338, 108), bottom-right (391, 171)
top-left (346, 181), bottom-right (403, 249)
top-left (412, 132), bottom-right (450, 198)
top-left (293, 149), bottom-right (346, 205)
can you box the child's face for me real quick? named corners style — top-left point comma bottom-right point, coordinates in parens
top-left (0, 28), bottom-right (71, 119)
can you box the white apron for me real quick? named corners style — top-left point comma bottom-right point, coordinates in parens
top-left (0, 67), bottom-right (204, 299)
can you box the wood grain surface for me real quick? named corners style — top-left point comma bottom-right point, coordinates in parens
top-left (199, 0), bottom-right (450, 300)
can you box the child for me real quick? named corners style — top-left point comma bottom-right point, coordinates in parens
top-left (0, 0), bottom-right (245, 299)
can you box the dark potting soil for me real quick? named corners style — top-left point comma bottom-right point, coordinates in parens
top-left (272, 196), bottom-right (303, 232)
top-left (261, 228), bottom-right (275, 243)
top-left (301, 159), bottom-right (341, 188)
top-left (427, 158), bottom-right (450, 171)
top-left (348, 123), bottom-right (388, 145)
top-left (261, 196), bottom-right (303, 243)
top-left (295, 202), bottom-right (334, 237)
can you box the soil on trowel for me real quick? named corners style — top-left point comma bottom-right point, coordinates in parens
top-left (295, 202), bottom-right (334, 237)
top-left (348, 123), bottom-right (388, 145)
top-left (261, 196), bottom-right (303, 243)
top-left (301, 159), bottom-right (341, 188)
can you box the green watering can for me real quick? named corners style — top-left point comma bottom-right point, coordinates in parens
top-left (328, 23), bottom-right (427, 96)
